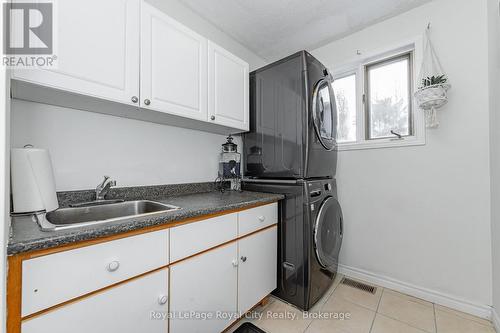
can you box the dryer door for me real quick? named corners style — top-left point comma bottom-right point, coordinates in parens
top-left (312, 79), bottom-right (336, 151)
top-left (313, 196), bottom-right (343, 271)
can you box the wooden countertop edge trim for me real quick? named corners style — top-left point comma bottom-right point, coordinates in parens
top-left (18, 224), bottom-right (279, 323)
top-left (12, 200), bottom-right (279, 261)
top-left (7, 256), bottom-right (22, 333)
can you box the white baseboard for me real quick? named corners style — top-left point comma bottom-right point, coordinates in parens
top-left (492, 308), bottom-right (500, 332)
top-left (338, 264), bottom-right (492, 320)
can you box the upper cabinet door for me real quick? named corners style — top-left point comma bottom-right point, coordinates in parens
top-left (11, 0), bottom-right (140, 106)
top-left (141, 2), bottom-right (208, 121)
top-left (208, 41), bottom-right (249, 131)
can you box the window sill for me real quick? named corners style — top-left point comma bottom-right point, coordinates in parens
top-left (336, 135), bottom-right (425, 151)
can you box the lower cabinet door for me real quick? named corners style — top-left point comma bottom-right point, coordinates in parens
top-left (21, 268), bottom-right (169, 333)
top-left (170, 242), bottom-right (238, 333)
top-left (238, 226), bottom-right (278, 313)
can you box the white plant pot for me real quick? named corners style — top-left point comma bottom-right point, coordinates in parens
top-left (414, 84), bottom-right (451, 110)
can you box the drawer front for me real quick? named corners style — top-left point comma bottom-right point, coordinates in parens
top-left (22, 268), bottom-right (169, 333)
top-left (170, 213), bottom-right (237, 262)
top-left (238, 203), bottom-right (277, 236)
top-left (22, 229), bottom-right (169, 316)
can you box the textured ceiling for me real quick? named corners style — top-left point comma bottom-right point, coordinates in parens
top-left (178, 0), bottom-right (433, 61)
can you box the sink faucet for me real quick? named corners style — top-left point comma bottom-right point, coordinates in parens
top-left (96, 176), bottom-right (116, 200)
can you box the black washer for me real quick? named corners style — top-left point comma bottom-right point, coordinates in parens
top-left (242, 178), bottom-right (343, 311)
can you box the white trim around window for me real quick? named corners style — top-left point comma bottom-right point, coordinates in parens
top-left (331, 36), bottom-right (425, 151)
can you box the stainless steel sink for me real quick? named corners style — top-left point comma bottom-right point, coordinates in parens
top-left (36, 200), bottom-right (180, 231)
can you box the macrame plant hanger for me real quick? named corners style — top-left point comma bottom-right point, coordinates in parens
top-left (414, 24), bottom-right (451, 128)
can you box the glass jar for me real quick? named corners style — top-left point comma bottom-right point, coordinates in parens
top-left (219, 135), bottom-right (241, 190)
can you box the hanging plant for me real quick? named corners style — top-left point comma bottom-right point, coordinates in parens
top-left (422, 74), bottom-right (447, 87)
top-left (414, 27), bottom-right (451, 128)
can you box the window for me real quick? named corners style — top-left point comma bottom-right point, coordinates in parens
top-left (331, 43), bottom-right (424, 150)
top-left (365, 53), bottom-right (412, 139)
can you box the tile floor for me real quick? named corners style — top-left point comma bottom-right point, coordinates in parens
top-left (228, 274), bottom-right (496, 333)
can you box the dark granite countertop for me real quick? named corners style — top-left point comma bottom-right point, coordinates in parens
top-left (8, 190), bottom-right (283, 255)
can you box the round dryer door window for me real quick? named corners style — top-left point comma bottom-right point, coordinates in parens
top-left (314, 196), bottom-right (343, 270)
top-left (312, 79), bottom-right (337, 151)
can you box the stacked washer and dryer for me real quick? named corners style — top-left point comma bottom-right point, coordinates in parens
top-left (243, 51), bottom-right (343, 311)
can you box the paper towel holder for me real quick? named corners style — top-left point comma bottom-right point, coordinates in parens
top-left (10, 146), bottom-right (59, 223)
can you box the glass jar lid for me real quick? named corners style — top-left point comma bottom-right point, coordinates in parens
top-left (222, 135), bottom-right (238, 153)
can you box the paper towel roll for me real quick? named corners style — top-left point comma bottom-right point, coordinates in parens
top-left (11, 147), bottom-right (59, 214)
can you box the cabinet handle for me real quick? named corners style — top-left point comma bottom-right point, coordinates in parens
top-left (144, 99), bottom-right (151, 106)
top-left (158, 295), bottom-right (168, 305)
top-left (210, 115), bottom-right (216, 121)
top-left (232, 259), bottom-right (239, 267)
top-left (107, 260), bottom-right (120, 272)
top-left (241, 256), bottom-right (247, 263)
top-left (258, 216), bottom-right (266, 222)
top-left (131, 96), bottom-right (138, 103)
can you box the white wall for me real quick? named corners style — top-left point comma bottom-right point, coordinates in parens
top-left (488, 0), bottom-right (500, 324)
top-left (312, 0), bottom-right (492, 314)
top-left (10, 0), bottom-right (265, 192)
top-left (11, 100), bottom-right (242, 191)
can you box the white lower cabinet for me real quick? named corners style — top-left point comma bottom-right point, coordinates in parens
top-left (21, 268), bottom-right (169, 333)
top-left (169, 213), bottom-right (237, 262)
top-left (169, 242), bottom-right (238, 333)
top-left (14, 204), bottom-right (278, 333)
top-left (169, 224), bottom-right (278, 333)
top-left (22, 229), bottom-right (169, 316)
top-left (238, 226), bottom-right (278, 313)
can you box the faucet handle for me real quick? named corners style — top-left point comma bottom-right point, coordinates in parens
top-left (96, 176), bottom-right (116, 200)
top-left (97, 175), bottom-right (110, 188)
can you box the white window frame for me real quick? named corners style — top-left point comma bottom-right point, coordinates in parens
top-left (331, 37), bottom-right (425, 151)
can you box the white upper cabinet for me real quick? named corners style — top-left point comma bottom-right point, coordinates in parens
top-left (208, 41), bottom-right (249, 131)
top-left (141, 2), bottom-right (208, 121)
top-left (10, 0), bottom-right (250, 133)
top-left (11, 0), bottom-right (140, 106)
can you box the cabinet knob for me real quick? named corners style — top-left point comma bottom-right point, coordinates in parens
top-left (232, 259), bottom-right (239, 267)
top-left (210, 115), bottom-right (216, 121)
top-left (241, 256), bottom-right (247, 263)
top-left (258, 216), bottom-right (266, 222)
top-left (144, 99), bottom-right (151, 106)
top-left (158, 295), bottom-right (168, 305)
top-left (131, 96), bottom-right (138, 103)
top-left (107, 260), bottom-right (120, 272)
